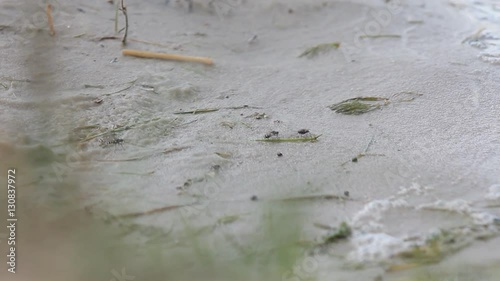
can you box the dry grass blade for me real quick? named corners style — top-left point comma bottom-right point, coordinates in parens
top-left (80, 126), bottom-right (130, 143)
top-left (359, 34), bottom-right (401, 39)
top-left (277, 194), bottom-right (349, 202)
top-left (116, 204), bottom-right (190, 219)
top-left (255, 135), bottom-right (322, 142)
top-left (102, 79), bottom-right (137, 96)
top-left (328, 97), bottom-right (389, 115)
top-left (390, 91), bottom-right (422, 102)
top-left (123, 49), bottom-right (214, 65)
top-left (114, 0), bottom-right (120, 33)
top-left (174, 108), bottom-right (219, 114)
top-left (215, 152), bottom-right (233, 159)
top-left (117, 171), bottom-right (155, 176)
top-left (84, 84), bottom-right (105, 89)
top-left (462, 27), bottom-right (486, 44)
top-left (46, 4), bottom-right (55, 36)
top-left (216, 215), bottom-right (241, 225)
top-left (96, 146), bottom-right (190, 162)
top-left (299, 42), bottom-right (341, 58)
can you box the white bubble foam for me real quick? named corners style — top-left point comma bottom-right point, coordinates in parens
top-left (485, 184), bottom-right (500, 200)
top-left (417, 199), bottom-right (473, 215)
top-left (352, 199), bottom-right (409, 230)
top-left (348, 233), bottom-right (408, 262)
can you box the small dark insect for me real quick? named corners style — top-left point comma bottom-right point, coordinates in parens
top-left (109, 138), bottom-right (124, 145)
top-left (298, 129), bottom-right (310, 135)
top-left (344, 191), bottom-right (350, 197)
top-left (211, 164), bottom-right (221, 172)
top-left (351, 157), bottom-right (358, 163)
top-left (277, 152), bottom-right (283, 157)
top-left (99, 138), bottom-right (124, 147)
top-left (250, 195), bottom-right (258, 201)
top-left (264, 131), bottom-right (279, 138)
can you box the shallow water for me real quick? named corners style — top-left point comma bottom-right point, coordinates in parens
top-left (0, 0), bottom-right (499, 280)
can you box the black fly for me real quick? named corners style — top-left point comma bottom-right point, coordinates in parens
top-left (99, 137), bottom-right (124, 148)
top-left (297, 129), bottom-right (310, 135)
top-left (264, 131), bottom-right (279, 139)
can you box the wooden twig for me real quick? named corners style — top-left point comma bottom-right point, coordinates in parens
top-left (120, 0), bottom-right (128, 45)
top-left (46, 4), bottom-right (56, 36)
top-left (122, 49), bottom-right (214, 65)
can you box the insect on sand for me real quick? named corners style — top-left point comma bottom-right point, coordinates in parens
top-left (297, 129), bottom-right (310, 135)
top-left (98, 136), bottom-right (125, 148)
top-left (264, 131), bottom-right (279, 139)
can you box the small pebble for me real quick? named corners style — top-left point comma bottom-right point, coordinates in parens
top-left (344, 191), bottom-right (350, 197)
top-left (251, 195), bottom-right (258, 201)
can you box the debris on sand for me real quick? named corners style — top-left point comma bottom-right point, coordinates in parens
top-left (174, 108), bottom-right (219, 114)
top-left (46, 4), bottom-right (55, 36)
top-left (122, 49), bottom-right (214, 65)
top-left (323, 221), bottom-right (352, 244)
top-left (215, 151), bottom-right (233, 159)
top-left (299, 42), bottom-right (341, 58)
top-left (264, 131), bottom-right (279, 139)
top-left (329, 97), bottom-right (389, 115)
top-left (116, 203), bottom-right (190, 218)
top-left (329, 92), bottom-right (421, 115)
top-left (256, 135), bottom-right (321, 143)
top-left (278, 194), bottom-right (349, 202)
top-left (359, 34), bottom-right (401, 39)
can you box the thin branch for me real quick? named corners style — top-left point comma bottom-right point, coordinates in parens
top-left (46, 4), bottom-right (56, 36)
top-left (120, 0), bottom-right (128, 45)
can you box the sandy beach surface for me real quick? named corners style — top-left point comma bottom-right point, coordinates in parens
top-left (0, 0), bottom-right (499, 280)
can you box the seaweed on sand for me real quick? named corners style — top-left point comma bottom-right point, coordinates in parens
top-left (299, 42), bottom-right (341, 58)
top-left (323, 222), bottom-right (352, 244)
top-left (385, 222), bottom-right (496, 273)
top-left (329, 97), bottom-right (389, 115)
top-left (386, 235), bottom-right (444, 272)
top-left (329, 92), bottom-right (421, 115)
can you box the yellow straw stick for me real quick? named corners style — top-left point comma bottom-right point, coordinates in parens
top-left (46, 4), bottom-right (55, 36)
top-left (122, 49), bottom-right (214, 65)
